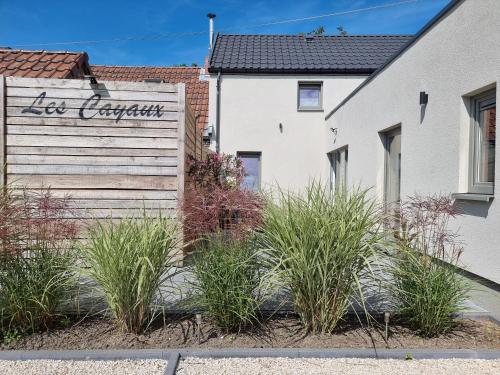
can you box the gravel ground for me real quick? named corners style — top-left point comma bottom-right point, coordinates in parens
top-left (0, 359), bottom-right (167, 375)
top-left (177, 357), bottom-right (500, 375)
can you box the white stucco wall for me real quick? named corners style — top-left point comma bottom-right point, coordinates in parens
top-left (326, 0), bottom-right (500, 283)
top-left (208, 74), bottom-right (365, 192)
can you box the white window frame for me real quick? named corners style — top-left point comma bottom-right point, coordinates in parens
top-left (469, 90), bottom-right (496, 195)
top-left (329, 146), bottom-right (348, 192)
top-left (297, 81), bottom-right (323, 111)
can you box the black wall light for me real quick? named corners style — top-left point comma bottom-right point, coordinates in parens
top-left (419, 91), bottom-right (429, 105)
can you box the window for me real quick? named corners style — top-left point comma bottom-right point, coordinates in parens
top-left (298, 82), bottom-right (322, 110)
top-left (237, 152), bottom-right (261, 191)
top-left (329, 147), bottom-right (348, 192)
top-left (470, 90), bottom-right (496, 195)
top-left (383, 127), bottom-right (401, 206)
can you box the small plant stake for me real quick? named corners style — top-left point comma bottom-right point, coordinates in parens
top-left (196, 313), bottom-right (202, 344)
top-left (384, 311), bottom-right (390, 342)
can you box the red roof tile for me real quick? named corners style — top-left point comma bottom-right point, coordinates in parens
top-left (91, 65), bottom-right (209, 130)
top-left (0, 48), bottom-right (89, 78)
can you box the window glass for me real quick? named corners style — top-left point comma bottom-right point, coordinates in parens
top-left (477, 100), bottom-right (496, 183)
top-left (329, 147), bottom-right (348, 192)
top-left (385, 129), bottom-right (401, 205)
top-left (299, 84), bottom-right (321, 108)
top-left (238, 153), bottom-right (261, 191)
top-left (470, 90), bottom-right (496, 194)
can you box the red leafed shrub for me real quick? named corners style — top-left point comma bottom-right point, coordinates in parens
top-left (392, 194), bottom-right (463, 261)
top-left (0, 186), bottom-right (78, 254)
top-left (183, 153), bottom-right (263, 242)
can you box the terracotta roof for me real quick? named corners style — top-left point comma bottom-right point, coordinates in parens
top-left (91, 65), bottom-right (209, 130)
top-left (0, 48), bottom-right (89, 78)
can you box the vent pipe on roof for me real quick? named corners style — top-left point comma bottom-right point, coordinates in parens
top-left (207, 13), bottom-right (216, 50)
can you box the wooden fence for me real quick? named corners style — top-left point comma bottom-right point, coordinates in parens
top-left (0, 75), bottom-right (204, 221)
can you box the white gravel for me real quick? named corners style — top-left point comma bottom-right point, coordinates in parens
top-left (0, 359), bottom-right (167, 375)
top-left (177, 357), bottom-right (500, 375)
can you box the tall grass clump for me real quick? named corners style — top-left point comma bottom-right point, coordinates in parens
top-left (191, 235), bottom-right (261, 332)
top-left (0, 247), bottom-right (75, 333)
top-left (388, 195), bottom-right (469, 337)
top-left (0, 186), bottom-right (78, 333)
top-left (260, 182), bottom-right (384, 334)
top-left (80, 210), bottom-right (180, 334)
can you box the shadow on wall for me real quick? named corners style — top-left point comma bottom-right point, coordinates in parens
top-left (453, 200), bottom-right (492, 218)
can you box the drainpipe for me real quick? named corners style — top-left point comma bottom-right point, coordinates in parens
top-left (215, 69), bottom-right (221, 153)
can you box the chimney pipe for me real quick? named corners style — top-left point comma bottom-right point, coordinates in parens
top-left (207, 13), bottom-right (216, 50)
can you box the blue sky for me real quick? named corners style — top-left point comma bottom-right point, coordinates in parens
top-left (1, 0), bottom-right (450, 67)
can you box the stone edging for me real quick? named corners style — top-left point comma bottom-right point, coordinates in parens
top-left (1, 348), bottom-right (500, 375)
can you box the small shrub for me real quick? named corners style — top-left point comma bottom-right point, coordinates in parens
top-left (183, 153), bottom-right (263, 242)
top-left (259, 182), bottom-right (384, 334)
top-left (80, 211), bottom-right (180, 333)
top-left (2, 329), bottom-right (21, 345)
top-left (388, 195), bottom-right (470, 337)
top-left (186, 153), bottom-right (243, 189)
top-left (183, 186), bottom-right (263, 242)
top-left (191, 236), bottom-right (261, 332)
top-left (0, 186), bottom-right (77, 333)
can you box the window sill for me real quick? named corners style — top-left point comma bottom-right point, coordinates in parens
top-left (297, 108), bottom-right (324, 112)
top-left (451, 193), bottom-right (494, 202)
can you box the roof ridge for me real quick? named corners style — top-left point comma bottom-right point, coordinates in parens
top-left (0, 48), bottom-right (86, 55)
top-left (216, 33), bottom-right (414, 38)
top-left (90, 64), bottom-right (201, 70)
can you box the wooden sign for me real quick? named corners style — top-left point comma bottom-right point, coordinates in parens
top-left (1, 76), bottom-right (202, 220)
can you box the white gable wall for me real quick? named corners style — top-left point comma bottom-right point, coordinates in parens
top-left (326, 0), bottom-right (500, 282)
top-left (208, 74), bottom-right (365, 192)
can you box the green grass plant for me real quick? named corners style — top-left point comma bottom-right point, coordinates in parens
top-left (80, 210), bottom-right (180, 334)
top-left (259, 182), bottom-right (384, 334)
top-left (191, 235), bottom-right (261, 332)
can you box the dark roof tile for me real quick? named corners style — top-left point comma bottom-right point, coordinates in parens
top-left (209, 34), bottom-right (412, 74)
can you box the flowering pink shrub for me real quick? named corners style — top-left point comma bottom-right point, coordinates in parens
top-left (186, 153), bottom-right (244, 189)
top-left (0, 186), bottom-right (78, 254)
top-left (183, 153), bottom-right (263, 243)
top-left (392, 194), bottom-right (463, 261)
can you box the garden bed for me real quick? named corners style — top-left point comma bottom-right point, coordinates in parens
top-left (3, 316), bottom-right (500, 351)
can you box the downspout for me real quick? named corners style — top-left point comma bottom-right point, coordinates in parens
top-left (215, 69), bottom-right (221, 153)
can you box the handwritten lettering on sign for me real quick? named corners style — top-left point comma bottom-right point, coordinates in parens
top-left (22, 92), bottom-right (165, 123)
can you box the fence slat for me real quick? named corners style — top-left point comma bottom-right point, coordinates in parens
top-left (0, 75), bottom-right (5, 186)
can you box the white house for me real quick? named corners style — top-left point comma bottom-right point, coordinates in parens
top-left (206, 34), bottom-right (411, 191)
top-left (325, 0), bottom-right (500, 283)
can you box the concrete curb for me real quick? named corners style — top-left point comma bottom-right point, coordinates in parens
top-left (0, 349), bottom-right (169, 361)
top-left (1, 348), bottom-right (500, 375)
top-left (175, 348), bottom-right (500, 360)
top-left (1, 348), bottom-right (500, 360)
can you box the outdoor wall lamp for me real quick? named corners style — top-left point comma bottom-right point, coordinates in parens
top-left (84, 75), bottom-right (98, 85)
top-left (330, 127), bottom-right (338, 143)
top-left (279, 123), bottom-right (283, 133)
top-left (419, 91), bottom-right (429, 105)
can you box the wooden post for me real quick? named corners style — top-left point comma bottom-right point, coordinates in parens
top-left (0, 75), bottom-right (5, 187)
top-left (176, 83), bottom-right (186, 262)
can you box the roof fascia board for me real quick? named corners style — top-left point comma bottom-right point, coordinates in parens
top-left (206, 68), bottom-right (376, 75)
